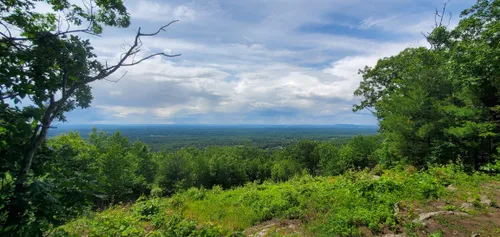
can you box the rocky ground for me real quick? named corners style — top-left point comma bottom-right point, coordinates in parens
top-left (244, 181), bottom-right (500, 237)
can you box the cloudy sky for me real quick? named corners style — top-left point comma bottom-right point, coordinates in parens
top-left (63, 0), bottom-right (473, 125)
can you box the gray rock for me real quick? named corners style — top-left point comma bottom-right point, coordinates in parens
top-left (446, 185), bottom-right (457, 192)
top-left (461, 202), bottom-right (474, 210)
top-left (384, 234), bottom-right (407, 237)
top-left (413, 211), bottom-right (469, 223)
top-left (480, 195), bottom-right (492, 206)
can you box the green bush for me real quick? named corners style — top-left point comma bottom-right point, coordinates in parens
top-left (54, 165), bottom-right (497, 236)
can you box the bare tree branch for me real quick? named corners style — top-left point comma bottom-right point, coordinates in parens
top-left (365, 107), bottom-right (376, 114)
top-left (139, 20), bottom-right (179, 37)
top-left (421, 31), bottom-right (428, 39)
top-left (104, 71), bottom-right (127, 82)
top-left (435, 0), bottom-right (452, 28)
top-left (0, 92), bottom-right (20, 100)
top-left (0, 20), bottom-right (13, 38)
top-left (440, 0), bottom-right (452, 27)
top-left (121, 52), bottom-right (181, 67)
top-left (96, 20), bottom-right (180, 78)
top-left (56, 20), bottom-right (181, 115)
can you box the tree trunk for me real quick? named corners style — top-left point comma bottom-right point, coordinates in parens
top-left (3, 106), bottom-right (53, 231)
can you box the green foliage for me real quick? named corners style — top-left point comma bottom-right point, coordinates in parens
top-left (1, 0), bottom-right (138, 234)
top-left (88, 129), bottom-right (151, 205)
top-left (55, 165), bottom-right (495, 237)
top-left (354, 0), bottom-right (500, 168)
top-left (316, 135), bottom-right (381, 176)
top-left (0, 125), bottom-right (383, 234)
top-left (271, 158), bottom-right (303, 182)
top-left (133, 197), bottom-right (161, 220)
top-left (54, 202), bottom-right (229, 237)
top-left (480, 159), bottom-right (500, 174)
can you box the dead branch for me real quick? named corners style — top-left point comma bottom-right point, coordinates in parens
top-left (121, 52), bottom-right (181, 67)
top-left (54, 20), bottom-right (181, 116)
top-left (139, 20), bottom-right (178, 37)
top-left (104, 71), bottom-right (128, 83)
top-left (435, 0), bottom-right (452, 28)
top-left (0, 20), bottom-right (13, 38)
top-left (98, 20), bottom-right (180, 77)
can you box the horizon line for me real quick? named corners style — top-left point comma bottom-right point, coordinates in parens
top-left (52, 123), bottom-right (379, 127)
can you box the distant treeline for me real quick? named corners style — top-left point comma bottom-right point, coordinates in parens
top-left (47, 125), bottom-right (377, 151)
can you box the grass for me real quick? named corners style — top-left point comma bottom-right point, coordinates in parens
top-left (51, 165), bottom-right (498, 237)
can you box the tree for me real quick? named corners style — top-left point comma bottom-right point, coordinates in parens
top-left (353, 0), bottom-right (499, 168)
top-left (156, 153), bottom-right (190, 196)
top-left (30, 133), bottom-right (99, 232)
top-left (0, 0), bottom-right (180, 233)
top-left (288, 140), bottom-right (320, 175)
top-left (89, 130), bottom-right (138, 205)
top-left (131, 141), bottom-right (156, 195)
top-left (315, 142), bottom-right (340, 176)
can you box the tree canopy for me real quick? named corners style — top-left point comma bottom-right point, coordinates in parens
top-left (354, 0), bottom-right (500, 168)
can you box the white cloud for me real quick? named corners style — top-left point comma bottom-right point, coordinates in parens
top-left (129, 1), bottom-right (198, 22)
top-left (96, 105), bottom-right (147, 118)
top-left (63, 0), bottom-right (472, 124)
top-left (86, 35), bottom-right (425, 124)
top-left (154, 106), bottom-right (181, 118)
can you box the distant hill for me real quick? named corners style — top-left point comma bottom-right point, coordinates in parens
top-left (47, 124), bottom-right (378, 151)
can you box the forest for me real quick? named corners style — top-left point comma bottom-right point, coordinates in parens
top-left (47, 124), bottom-right (377, 151)
top-left (0, 0), bottom-right (499, 236)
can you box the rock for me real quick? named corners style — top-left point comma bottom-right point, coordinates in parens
top-left (471, 233), bottom-right (480, 237)
top-left (447, 185), bottom-right (457, 192)
top-left (254, 224), bottom-right (274, 237)
top-left (480, 195), bottom-right (492, 206)
top-left (413, 211), bottom-right (469, 223)
top-left (384, 234), bottom-right (407, 237)
top-left (461, 202), bottom-right (474, 210)
top-left (393, 202), bottom-right (400, 216)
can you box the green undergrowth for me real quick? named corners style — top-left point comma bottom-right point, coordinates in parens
top-left (51, 165), bottom-right (497, 237)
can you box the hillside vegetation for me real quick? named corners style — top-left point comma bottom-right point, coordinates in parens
top-left (53, 165), bottom-right (500, 236)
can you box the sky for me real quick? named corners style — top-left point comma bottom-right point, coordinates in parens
top-left (59, 0), bottom-right (474, 125)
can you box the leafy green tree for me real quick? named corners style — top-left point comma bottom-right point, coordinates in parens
top-left (156, 153), bottom-right (190, 196)
top-left (288, 140), bottom-right (320, 175)
top-left (205, 147), bottom-right (248, 189)
top-left (315, 142), bottom-right (341, 176)
top-left (354, 0), bottom-right (499, 168)
top-left (340, 136), bottom-right (380, 170)
top-left (0, 0), bottom-right (180, 233)
top-left (443, 0), bottom-right (500, 167)
top-left (271, 158), bottom-right (303, 182)
top-left (355, 48), bottom-right (451, 166)
top-left (89, 130), bottom-right (139, 205)
top-left (30, 133), bottom-right (98, 232)
top-left (130, 141), bottom-right (157, 195)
